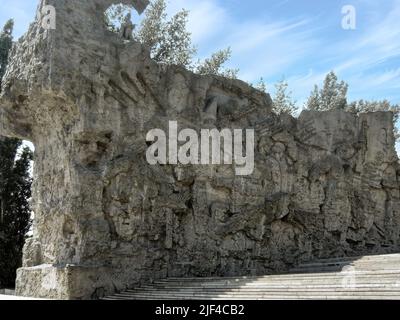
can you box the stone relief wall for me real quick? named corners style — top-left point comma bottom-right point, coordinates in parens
top-left (0, 0), bottom-right (399, 299)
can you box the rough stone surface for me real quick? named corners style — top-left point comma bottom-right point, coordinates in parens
top-left (1, 0), bottom-right (400, 299)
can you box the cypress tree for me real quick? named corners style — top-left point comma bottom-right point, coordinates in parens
top-left (0, 19), bottom-right (33, 288)
top-left (0, 19), bottom-right (14, 87)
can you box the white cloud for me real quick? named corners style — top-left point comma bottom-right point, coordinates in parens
top-left (266, 0), bottom-right (400, 104)
top-left (2, 0), bottom-right (399, 106)
top-left (226, 19), bottom-right (310, 54)
top-left (186, 2), bottom-right (228, 45)
top-left (165, 0), bottom-right (229, 46)
top-left (330, 0), bottom-right (400, 75)
top-left (163, 0), bottom-right (319, 81)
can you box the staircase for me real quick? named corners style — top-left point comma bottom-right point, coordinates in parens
top-left (103, 254), bottom-right (400, 300)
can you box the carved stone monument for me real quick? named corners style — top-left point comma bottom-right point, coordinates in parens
top-left (0, 0), bottom-right (399, 299)
top-left (119, 13), bottom-right (134, 41)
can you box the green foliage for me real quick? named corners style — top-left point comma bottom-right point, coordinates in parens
top-left (0, 19), bottom-right (14, 88)
top-left (0, 20), bottom-right (33, 288)
top-left (144, 7), bottom-right (196, 67)
top-left (105, 0), bottom-right (237, 78)
top-left (254, 77), bottom-right (267, 93)
top-left (196, 47), bottom-right (239, 79)
top-left (305, 85), bottom-right (321, 111)
top-left (135, 0), bottom-right (167, 50)
top-left (272, 79), bottom-right (298, 116)
top-left (305, 71), bottom-right (348, 111)
top-left (0, 139), bottom-right (33, 288)
top-left (305, 71), bottom-right (399, 141)
top-left (348, 99), bottom-right (399, 119)
top-left (320, 71), bottom-right (348, 110)
top-left (348, 99), bottom-right (400, 139)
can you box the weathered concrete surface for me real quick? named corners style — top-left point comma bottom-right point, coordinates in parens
top-left (0, 295), bottom-right (44, 300)
top-left (1, 0), bottom-right (400, 299)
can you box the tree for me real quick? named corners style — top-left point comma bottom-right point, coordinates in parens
top-left (320, 71), bottom-right (348, 110)
top-left (348, 99), bottom-right (400, 139)
top-left (0, 140), bottom-right (33, 288)
top-left (305, 72), bottom-right (399, 141)
top-left (348, 99), bottom-right (399, 117)
top-left (134, 0), bottom-right (166, 49)
top-left (305, 71), bottom-right (348, 111)
top-left (195, 47), bottom-right (239, 79)
top-left (143, 7), bottom-right (196, 67)
top-left (254, 77), bottom-right (267, 93)
top-left (0, 19), bottom-right (14, 88)
top-left (0, 20), bottom-right (33, 288)
top-left (105, 0), bottom-right (237, 78)
top-left (305, 85), bottom-right (321, 111)
top-left (272, 79), bottom-right (298, 116)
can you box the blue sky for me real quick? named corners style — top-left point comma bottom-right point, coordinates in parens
top-left (1, 0), bottom-right (399, 107)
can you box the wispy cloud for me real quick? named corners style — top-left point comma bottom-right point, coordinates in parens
top-left (1, 0), bottom-right (399, 105)
top-left (164, 0), bottom-right (320, 81)
top-left (263, 0), bottom-right (400, 104)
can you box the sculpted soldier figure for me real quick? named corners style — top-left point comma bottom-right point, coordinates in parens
top-left (119, 12), bottom-right (134, 40)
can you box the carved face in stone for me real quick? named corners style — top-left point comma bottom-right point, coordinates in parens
top-left (335, 142), bottom-right (356, 161)
top-left (258, 136), bottom-right (272, 156)
top-left (168, 73), bottom-right (190, 113)
top-left (210, 202), bottom-right (231, 223)
top-left (74, 132), bottom-right (112, 166)
top-left (379, 128), bottom-right (388, 146)
top-left (271, 143), bottom-right (286, 157)
top-left (76, 140), bottom-right (107, 166)
top-left (174, 165), bottom-right (195, 185)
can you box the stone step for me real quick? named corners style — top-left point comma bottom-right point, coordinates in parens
top-left (116, 290), bottom-right (400, 296)
top-left (160, 272), bottom-right (400, 280)
top-left (290, 267), bottom-right (400, 274)
top-left (109, 292), bottom-right (400, 300)
top-left (114, 286), bottom-right (400, 299)
top-left (150, 279), bottom-right (400, 287)
top-left (296, 260), bottom-right (400, 264)
top-left (118, 291), bottom-right (400, 297)
top-left (131, 288), bottom-right (400, 294)
top-left (294, 263), bottom-right (400, 270)
top-left (103, 296), bottom-right (400, 300)
top-left (102, 298), bottom-right (400, 301)
top-left (137, 284), bottom-right (400, 291)
top-left (159, 274), bottom-right (400, 281)
top-left (158, 273), bottom-right (400, 283)
top-left (103, 253), bottom-right (400, 300)
top-left (144, 283), bottom-right (400, 290)
top-left (294, 254), bottom-right (400, 271)
top-left (298, 254), bottom-right (400, 265)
